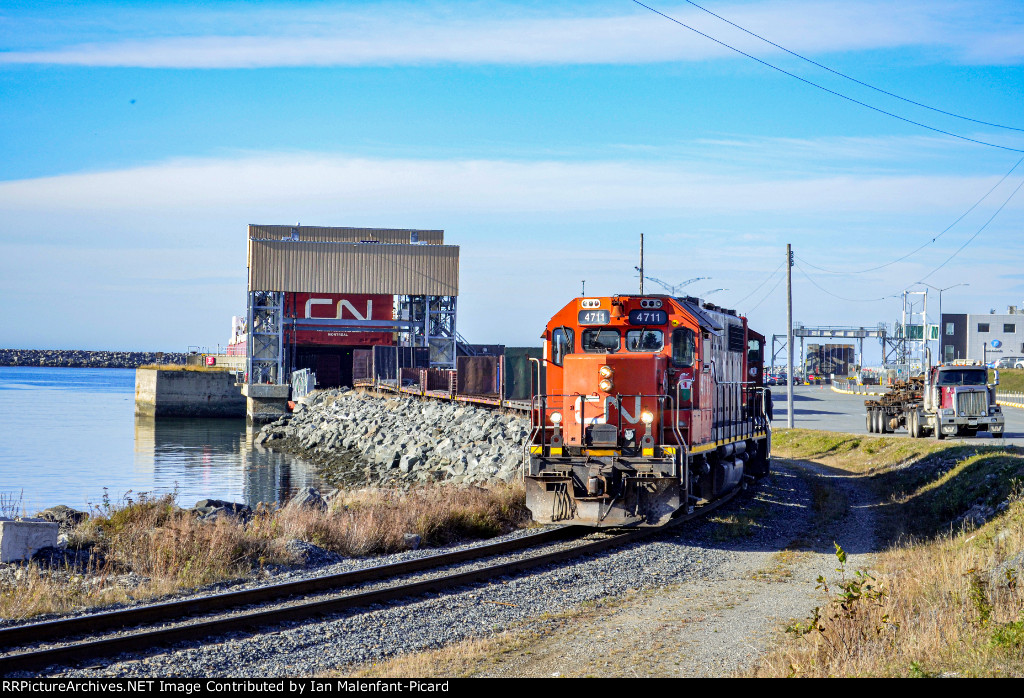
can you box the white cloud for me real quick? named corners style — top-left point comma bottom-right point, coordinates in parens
top-left (1, 1), bottom-right (1021, 68)
top-left (2, 152), bottom-right (1020, 225)
top-left (1, 149), bottom-right (1020, 349)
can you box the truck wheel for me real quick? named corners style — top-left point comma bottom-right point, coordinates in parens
top-left (881, 412), bottom-right (892, 434)
top-left (908, 411), bottom-right (918, 438)
top-left (869, 409), bottom-right (878, 433)
top-left (935, 424), bottom-right (945, 440)
top-left (866, 410), bottom-right (874, 433)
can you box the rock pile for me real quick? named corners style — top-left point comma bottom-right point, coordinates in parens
top-left (257, 389), bottom-right (531, 487)
top-left (0, 349), bottom-right (190, 368)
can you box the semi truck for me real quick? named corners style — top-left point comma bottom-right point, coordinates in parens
top-left (865, 358), bottom-right (1005, 439)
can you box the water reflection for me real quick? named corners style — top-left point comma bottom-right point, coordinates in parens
top-left (0, 367), bottom-right (326, 512)
top-left (133, 416), bottom-right (326, 508)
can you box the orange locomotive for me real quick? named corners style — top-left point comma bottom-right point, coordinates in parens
top-left (526, 294), bottom-right (772, 526)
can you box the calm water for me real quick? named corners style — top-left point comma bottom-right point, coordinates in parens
top-left (0, 367), bottom-right (326, 513)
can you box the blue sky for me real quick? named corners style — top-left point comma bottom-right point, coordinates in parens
top-left (1, 1), bottom-right (1022, 359)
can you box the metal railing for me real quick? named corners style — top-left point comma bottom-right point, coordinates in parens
top-left (291, 368), bottom-right (316, 400)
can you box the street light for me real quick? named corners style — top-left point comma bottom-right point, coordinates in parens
top-left (701, 288), bottom-right (728, 297)
top-left (916, 282), bottom-right (969, 362)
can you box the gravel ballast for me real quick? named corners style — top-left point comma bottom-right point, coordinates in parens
top-left (27, 458), bottom-right (841, 678)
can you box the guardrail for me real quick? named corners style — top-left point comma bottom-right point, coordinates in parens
top-left (998, 392), bottom-right (1024, 408)
top-left (832, 379), bottom-right (887, 396)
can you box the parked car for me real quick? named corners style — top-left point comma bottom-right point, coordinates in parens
top-left (995, 356), bottom-right (1023, 369)
top-left (1016, 360), bottom-right (1024, 369)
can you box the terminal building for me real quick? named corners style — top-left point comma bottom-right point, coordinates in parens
top-left (940, 305), bottom-right (1024, 364)
top-left (231, 225), bottom-right (461, 420)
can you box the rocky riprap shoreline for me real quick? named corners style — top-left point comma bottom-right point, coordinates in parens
top-left (256, 388), bottom-right (530, 487)
top-left (0, 349), bottom-right (190, 368)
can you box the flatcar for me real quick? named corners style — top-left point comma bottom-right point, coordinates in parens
top-left (526, 294), bottom-right (772, 526)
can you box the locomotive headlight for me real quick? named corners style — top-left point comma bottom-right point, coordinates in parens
top-left (599, 378), bottom-right (614, 393)
top-left (641, 410), bottom-right (654, 425)
top-left (550, 411), bottom-right (562, 425)
top-left (599, 365), bottom-right (615, 379)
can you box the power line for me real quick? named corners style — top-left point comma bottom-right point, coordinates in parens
top-left (795, 154), bottom-right (1024, 274)
top-left (748, 271), bottom-right (786, 311)
top-left (732, 261), bottom-right (784, 305)
top-left (631, 1), bottom-right (1024, 154)
top-left (919, 175), bottom-right (1024, 281)
top-left (678, 0), bottom-right (1024, 133)
top-left (793, 261), bottom-right (895, 302)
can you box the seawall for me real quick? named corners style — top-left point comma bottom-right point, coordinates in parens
top-left (135, 367), bottom-right (246, 418)
top-left (1, 349), bottom-right (190, 368)
top-left (257, 388), bottom-right (529, 487)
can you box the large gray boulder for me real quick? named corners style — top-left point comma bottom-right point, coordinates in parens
top-left (285, 487), bottom-right (327, 512)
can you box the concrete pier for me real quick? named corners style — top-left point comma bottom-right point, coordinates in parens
top-left (241, 383), bottom-right (291, 424)
top-left (135, 367), bottom-right (246, 418)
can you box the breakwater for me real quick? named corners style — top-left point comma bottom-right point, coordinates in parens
top-left (0, 349), bottom-right (190, 368)
top-left (257, 389), bottom-right (530, 487)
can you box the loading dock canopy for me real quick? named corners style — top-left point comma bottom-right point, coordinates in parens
top-left (249, 225), bottom-right (443, 245)
top-left (248, 240), bottom-right (459, 295)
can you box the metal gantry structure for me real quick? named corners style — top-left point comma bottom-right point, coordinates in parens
top-left (246, 290), bottom-right (285, 385)
top-left (246, 292), bottom-right (460, 384)
top-left (397, 295), bottom-right (459, 369)
top-left (770, 324), bottom-right (907, 375)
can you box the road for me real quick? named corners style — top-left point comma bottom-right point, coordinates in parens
top-left (769, 384), bottom-right (1024, 447)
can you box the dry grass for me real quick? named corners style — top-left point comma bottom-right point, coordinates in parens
top-left (136, 364), bottom-right (231, 372)
top-left (773, 429), bottom-right (945, 473)
top-left (0, 483), bottom-right (528, 621)
top-left (753, 429), bottom-right (1024, 677)
top-left (269, 484), bottom-right (528, 557)
top-left (755, 505), bottom-right (1024, 677)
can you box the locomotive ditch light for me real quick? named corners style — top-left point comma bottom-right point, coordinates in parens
top-left (641, 410), bottom-right (654, 425)
top-left (550, 411), bottom-right (562, 424)
top-left (599, 378), bottom-right (614, 393)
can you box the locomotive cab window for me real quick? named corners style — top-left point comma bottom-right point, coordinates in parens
top-left (626, 329), bottom-right (663, 352)
top-left (581, 328), bottom-right (620, 354)
top-left (671, 327), bottom-right (696, 367)
top-left (551, 327), bottom-right (574, 366)
top-left (747, 338), bottom-right (763, 364)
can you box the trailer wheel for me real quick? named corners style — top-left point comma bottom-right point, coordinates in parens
top-left (908, 411), bottom-right (919, 439)
top-left (866, 410), bottom-right (874, 433)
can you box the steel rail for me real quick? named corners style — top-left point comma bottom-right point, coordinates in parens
top-left (0, 487), bottom-right (741, 675)
top-left (0, 526), bottom-right (579, 652)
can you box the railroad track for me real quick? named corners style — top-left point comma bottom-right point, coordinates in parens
top-left (0, 488), bottom-right (740, 676)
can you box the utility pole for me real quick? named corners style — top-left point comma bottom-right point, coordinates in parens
top-left (786, 244), bottom-right (794, 428)
top-left (639, 234), bottom-right (645, 295)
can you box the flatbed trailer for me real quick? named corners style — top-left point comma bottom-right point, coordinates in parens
top-left (865, 361), bottom-right (1004, 439)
